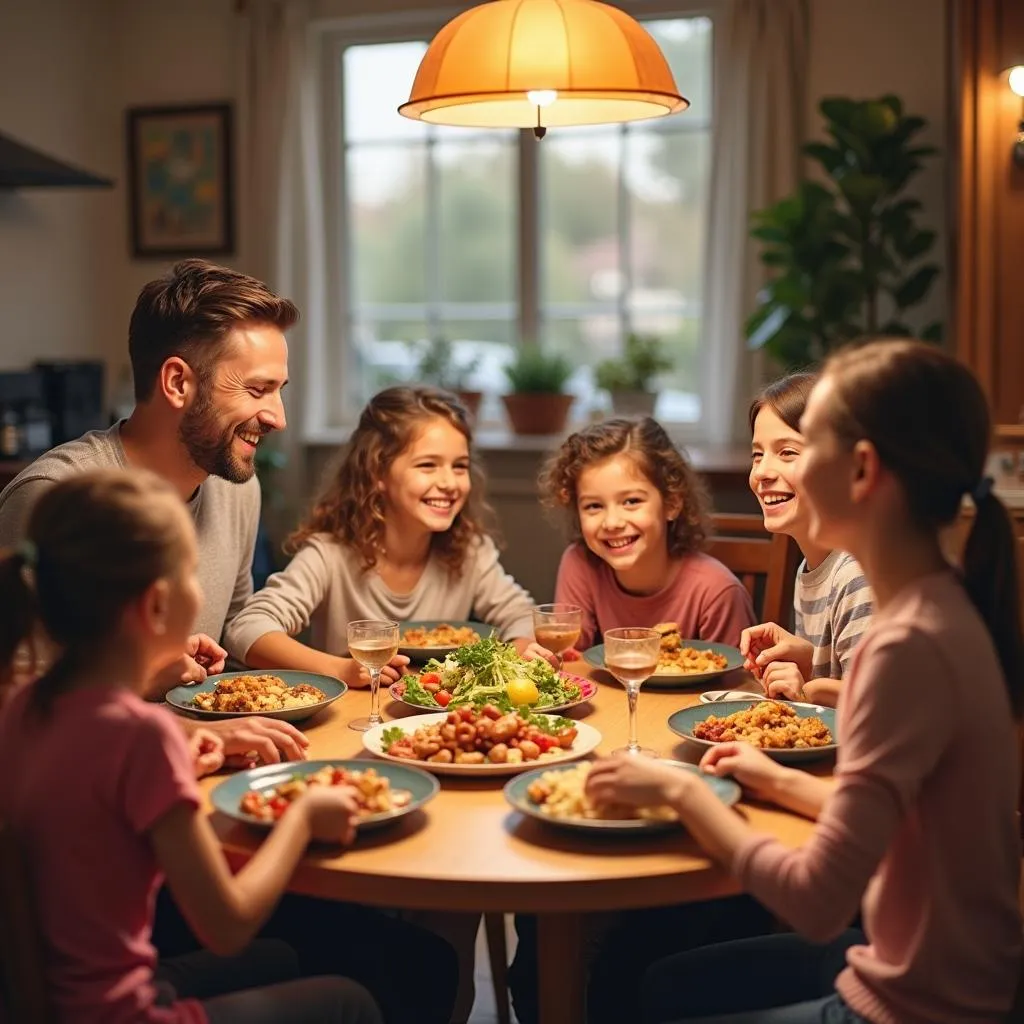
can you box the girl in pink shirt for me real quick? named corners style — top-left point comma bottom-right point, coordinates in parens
top-left (0, 469), bottom-right (383, 1024)
top-left (539, 417), bottom-right (755, 649)
top-left (587, 339), bottom-right (1023, 1023)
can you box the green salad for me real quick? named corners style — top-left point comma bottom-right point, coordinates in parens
top-left (395, 635), bottom-right (582, 712)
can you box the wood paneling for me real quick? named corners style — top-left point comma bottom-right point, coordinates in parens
top-left (953, 0), bottom-right (1024, 424)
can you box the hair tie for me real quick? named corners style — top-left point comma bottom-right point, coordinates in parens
top-left (971, 475), bottom-right (994, 504)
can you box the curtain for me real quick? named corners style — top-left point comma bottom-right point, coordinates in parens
top-left (701, 0), bottom-right (809, 445)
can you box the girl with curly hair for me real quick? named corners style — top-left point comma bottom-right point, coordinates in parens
top-left (224, 386), bottom-right (546, 689)
top-left (539, 417), bottom-right (755, 650)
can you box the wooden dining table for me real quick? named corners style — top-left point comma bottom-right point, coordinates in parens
top-left (197, 663), bottom-right (833, 1024)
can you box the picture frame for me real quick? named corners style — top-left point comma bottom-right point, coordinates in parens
top-left (126, 102), bottom-right (235, 258)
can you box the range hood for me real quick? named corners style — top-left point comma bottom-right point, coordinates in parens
top-left (0, 131), bottom-right (113, 189)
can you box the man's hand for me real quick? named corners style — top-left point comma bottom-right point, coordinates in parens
top-left (739, 623), bottom-right (813, 681)
top-left (185, 634), bottom-right (228, 677)
top-left (198, 717), bottom-right (310, 767)
top-left (337, 654), bottom-right (409, 689)
top-left (762, 661), bottom-right (806, 702)
top-left (147, 634), bottom-right (229, 698)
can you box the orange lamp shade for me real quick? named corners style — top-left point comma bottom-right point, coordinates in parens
top-left (398, 0), bottom-right (689, 132)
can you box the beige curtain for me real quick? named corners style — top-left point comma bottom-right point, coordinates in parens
top-left (237, 0), bottom-right (327, 530)
top-left (701, 0), bottom-right (808, 445)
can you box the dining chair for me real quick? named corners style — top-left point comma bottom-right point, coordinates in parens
top-left (707, 512), bottom-right (801, 626)
top-left (483, 912), bottom-right (512, 1024)
top-left (0, 818), bottom-right (53, 1023)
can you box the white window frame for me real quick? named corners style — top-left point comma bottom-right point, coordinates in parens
top-left (313, 0), bottom-right (719, 441)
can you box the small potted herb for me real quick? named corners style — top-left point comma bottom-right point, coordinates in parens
top-left (501, 347), bottom-right (574, 435)
top-left (594, 333), bottom-right (672, 417)
top-left (410, 336), bottom-right (484, 421)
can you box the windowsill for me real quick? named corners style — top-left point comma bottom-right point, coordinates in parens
top-left (303, 423), bottom-right (752, 474)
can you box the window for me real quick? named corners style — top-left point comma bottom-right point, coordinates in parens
top-left (330, 14), bottom-right (713, 430)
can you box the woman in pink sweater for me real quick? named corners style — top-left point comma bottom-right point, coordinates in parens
top-left (586, 339), bottom-right (1023, 1023)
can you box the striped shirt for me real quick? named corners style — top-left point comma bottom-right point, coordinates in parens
top-left (793, 550), bottom-right (873, 679)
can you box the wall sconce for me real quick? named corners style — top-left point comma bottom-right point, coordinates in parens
top-left (1010, 66), bottom-right (1024, 168)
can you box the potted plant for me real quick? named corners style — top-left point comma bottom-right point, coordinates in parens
top-left (501, 346), bottom-right (574, 435)
top-left (746, 95), bottom-right (942, 370)
top-left (410, 336), bottom-right (483, 420)
top-left (594, 332), bottom-right (672, 417)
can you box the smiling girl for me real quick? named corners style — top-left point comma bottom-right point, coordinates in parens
top-left (745, 374), bottom-right (873, 705)
top-left (587, 340), bottom-right (1023, 1023)
top-left (539, 417), bottom-right (755, 649)
top-left (224, 386), bottom-right (542, 685)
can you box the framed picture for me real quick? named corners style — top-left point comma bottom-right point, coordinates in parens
top-left (126, 102), bottom-right (235, 258)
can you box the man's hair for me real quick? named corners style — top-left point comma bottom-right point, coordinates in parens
top-left (128, 259), bottom-right (299, 401)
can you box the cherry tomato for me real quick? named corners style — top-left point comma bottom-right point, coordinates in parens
top-left (421, 672), bottom-right (442, 687)
top-left (434, 690), bottom-right (452, 707)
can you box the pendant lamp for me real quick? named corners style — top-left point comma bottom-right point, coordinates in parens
top-left (399, 0), bottom-right (688, 139)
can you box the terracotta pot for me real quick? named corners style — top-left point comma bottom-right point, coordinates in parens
top-left (501, 393), bottom-right (574, 436)
top-left (608, 390), bottom-right (657, 417)
top-left (454, 390), bottom-right (483, 423)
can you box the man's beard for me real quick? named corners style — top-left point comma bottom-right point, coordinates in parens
top-left (178, 385), bottom-right (260, 484)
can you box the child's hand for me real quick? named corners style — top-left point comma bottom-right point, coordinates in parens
top-left (515, 639), bottom-right (558, 668)
top-left (189, 728), bottom-right (225, 778)
top-left (762, 662), bottom-right (806, 702)
top-left (585, 755), bottom-right (694, 810)
top-left (699, 742), bottom-right (788, 802)
top-left (740, 623), bottom-right (813, 681)
top-left (300, 785), bottom-right (360, 845)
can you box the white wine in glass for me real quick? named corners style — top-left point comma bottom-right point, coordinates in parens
top-left (603, 627), bottom-right (661, 757)
top-left (347, 619), bottom-right (399, 732)
top-left (532, 603), bottom-right (583, 670)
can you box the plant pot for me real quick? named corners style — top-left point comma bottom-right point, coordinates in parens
top-left (454, 390), bottom-right (483, 423)
top-left (608, 390), bottom-right (657, 417)
top-left (501, 393), bottom-right (574, 436)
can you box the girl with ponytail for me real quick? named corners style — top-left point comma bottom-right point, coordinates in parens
top-left (0, 469), bottom-right (383, 1023)
top-left (585, 340), bottom-right (1023, 1023)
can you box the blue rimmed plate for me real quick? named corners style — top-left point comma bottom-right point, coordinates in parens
top-left (166, 670), bottom-right (346, 723)
top-left (504, 760), bottom-right (741, 833)
top-left (210, 759), bottom-right (439, 832)
top-left (583, 640), bottom-right (744, 688)
top-left (668, 700), bottom-right (838, 763)
top-left (397, 620), bottom-right (491, 661)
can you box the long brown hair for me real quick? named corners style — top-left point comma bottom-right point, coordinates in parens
top-left (823, 339), bottom-right (1023, 715)
top-left (287, 386), bottom-right (496, 574)
top-left (539, 417), bottom-right (710, 557)
top-left (0, 470), bottom-right (191, 710)
top-left (748, 371), bottom-right (818, 434)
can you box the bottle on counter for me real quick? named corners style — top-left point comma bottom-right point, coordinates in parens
top-left (0, 405), bottom-right (22, 459)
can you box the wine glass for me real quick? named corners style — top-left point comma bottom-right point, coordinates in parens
top-left (603, 627), bottom-right (661, 757)
top-left (347, 618), bottom-right (399, 732)
top-left (532, 603), bottom-right (583, 672)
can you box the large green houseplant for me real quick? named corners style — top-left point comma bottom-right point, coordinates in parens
top-left (746, 95), bottom-right (942, 370)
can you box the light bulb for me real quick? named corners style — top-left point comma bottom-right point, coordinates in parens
top-left (527, 89), bottom-right (557, 108)
top-left (1009, 66), bottom-right (1024, 98)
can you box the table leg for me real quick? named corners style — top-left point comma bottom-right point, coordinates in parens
top-left (537, 911), bottom-right (585, 1024)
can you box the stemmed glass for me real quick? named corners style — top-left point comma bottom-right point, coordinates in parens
top-left (347, 619), bottom-right (399, 732)
top-left (532, 603), bottom-right (583, 672)
top-left (603, 627), bottom-right (661, 757)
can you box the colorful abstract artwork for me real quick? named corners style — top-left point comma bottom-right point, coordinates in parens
top-left (127, 103), bottom-right (234, 258)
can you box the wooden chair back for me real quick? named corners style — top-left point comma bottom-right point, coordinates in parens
top-left (0, 818), bottom-right (53, 1023)
top-left (706, 513), bottom-right (801, 626)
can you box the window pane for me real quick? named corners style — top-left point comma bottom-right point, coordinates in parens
top-left (349, 317), bottom-right (429, 397)
top-left (343, 42), bottom-right (428, 143)
top-left (626, 129), bottom-right (709, 305)
top-left (348, 144), bottom-right (427, 304)
top-left (542, 314), bottom-right (621, 415)
top-left (437, 139), bottom-right (516, 303)
top-left (540, 132), bottom-right (621, 304)
top-left (644, 18), bottom-right (713, 120)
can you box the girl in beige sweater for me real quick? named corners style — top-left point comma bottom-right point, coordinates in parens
top-left (224, 385), bottom-right (548, 688)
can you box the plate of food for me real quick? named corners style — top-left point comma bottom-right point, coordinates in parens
top-left (362, 705), bottom-right (601, 777)
top-left (583, 623), bottom-right (743, 688)
top-left (504, 760), bottom-right (741, 833)
top-left (389, 635), bottom-right (597, 713)
top-left (668, 699), bottom-right (838, 763)
top-left (165, 671), bottom-right (347, 723)
top-left (210, 759), bottom-right (438, 832)
top-left (397, 620), bottom-right (490, 661)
